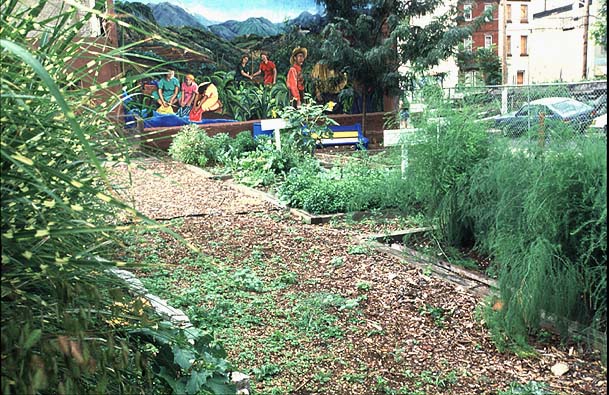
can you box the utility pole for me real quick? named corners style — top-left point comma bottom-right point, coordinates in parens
top-left (501, 0), bottom-right (508, 84)
top-left (582, 0), bottom-right (591, 79)
top-left (501, 0), bottom-right (509, 114)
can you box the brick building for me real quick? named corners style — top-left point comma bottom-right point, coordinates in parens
top-left (461, 0), bottom-right (500, 53)
top-left (457, 0), bottom-right (501, 84)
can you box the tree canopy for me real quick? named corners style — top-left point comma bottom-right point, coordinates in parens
top-left (314, 0), bottom-right (491, 97)
top-left (592, 0), bottom-right (607, 51)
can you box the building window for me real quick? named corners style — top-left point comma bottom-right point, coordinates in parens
top-left (516, 70), bottom-right (525, 85)
top-left (520, 4), bottom-right (528, 23)
top-left (484, 3), bottom-right (494, 21)
top-left (464, 3), bottom-right (473, 21)
top-left (507, 35), bottom-right (512, 56)
top-left (506, 4), bottom-right (512, 22)
top-left (520, 35), bottom-right (528, 56)
top-left (485, 34), bottom-right (493, 49)
top-left (464, 36), bottom-right (473, 51)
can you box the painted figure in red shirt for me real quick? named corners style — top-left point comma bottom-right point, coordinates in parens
top-left (252, 52), bottom-right (277, 86)
top-left (286, 47), bottom-right (307, 108)
top-left (177, 74), bottom-right (197, 117)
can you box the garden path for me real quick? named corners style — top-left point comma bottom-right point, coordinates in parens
top-left (109, 156), bottom-right (607, 395)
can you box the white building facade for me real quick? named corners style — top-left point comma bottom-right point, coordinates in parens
top-left (502, 0), bottom-right (606, 84)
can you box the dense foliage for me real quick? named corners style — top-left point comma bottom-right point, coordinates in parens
top-left (403, 88), bottom-right (607, 355)
top-left (456, 46), bottom-right (502, 85)
top-left (279, 154), bottom-right (406, 214)
top-left (465, 137), bottom-right (607, 348)
top-left (1, 2), bottom-right (234, 393)
top-left (314, 0), bottom-right (492, 100)
top-left (406, 89), bottom-right (490, 247)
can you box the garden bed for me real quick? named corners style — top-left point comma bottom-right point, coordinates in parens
top-left (183, 163), bottom-right (387, 225)
top-left (113, 157), bottom-right (607, 395)
top-left (182, 163), bottom-right (496, 296)
top-left (167, 104), bottom-right (607, 370)
top-left (365, 227), bottom-right (607, 353)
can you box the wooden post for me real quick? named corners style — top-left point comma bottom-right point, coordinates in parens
top-left (538, 112), bottom-right (545, 148)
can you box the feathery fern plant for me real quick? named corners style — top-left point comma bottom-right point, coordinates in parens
top-left (465, 136), bottom-right (607, 355)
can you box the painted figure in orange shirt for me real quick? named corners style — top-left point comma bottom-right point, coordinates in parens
top-left (286, 47), bottom-right (307, 108)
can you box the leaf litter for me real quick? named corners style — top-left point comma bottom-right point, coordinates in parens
top-left (110, 156), bottom-right (607, 395)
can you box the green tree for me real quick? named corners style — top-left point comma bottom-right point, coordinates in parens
top-left (456, 46), bottom-right (502, 85)
top-left (592, 0), bottom-right (607, 51)
top-left (314, 0), bottom-right (491, 133)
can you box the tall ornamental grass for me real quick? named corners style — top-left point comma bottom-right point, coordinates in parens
top-left (402, 86), bottom-right (605, 352)
top-left (1, 1), bottom-right (234, 393)
top-left (406, 92), bottom-right (490, 246)
top-left (464, 137), bottom-right (607, 350)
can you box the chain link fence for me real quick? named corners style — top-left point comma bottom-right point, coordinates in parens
top-left (445, 81), bottom-right (607, 138)
top-left (404, 80), bottom-right (606, 139)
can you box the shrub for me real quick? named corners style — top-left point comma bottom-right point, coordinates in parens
top-left (168, 124), bottom-right (208, 166)
top-left (406, 101), bottom-right (489, 246)
top-left (229, 131), bottom-right (257, 157)
top-left (278, 153), bottom-right (407, 215)
top-left (203, 132), bottom-right (232, 164)
top-left (230, 142), bottom-right (309, 188)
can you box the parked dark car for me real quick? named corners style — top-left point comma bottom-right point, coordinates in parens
top-left (494, 97), bottom-right (595, 136)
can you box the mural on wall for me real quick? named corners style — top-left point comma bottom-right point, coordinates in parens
top-left (118, 0), bottom-right (327, 72)
top-left (117, 0), bottom-right (363, 118)
top-left (140, 0), bottom-right (324, 31)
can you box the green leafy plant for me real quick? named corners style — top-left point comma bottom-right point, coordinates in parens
top-left (278, 97), bottom-right (339, 153)
top-left (168, 124), bottom-right (209, 166)
top-left (230, 138), bottom-right (310, 187)
top-left (277, 153), bottom-right (407, 215)
top-left (498, 381), bottom-right (556, 395)
top-left (252, 363), bottom-right (281, 381)
top-left (465, 137), bottom-right (606, 352)
top-left (289, 293), bottom-right (359, 339)
top-left (406, 96), bottom-right (489, 247)
top-left (130, 324), bottom-right (236, 394)
top-left (233, 268), bottom-right (264, 292)
top-left (418, 304), bottom-right (449, 328)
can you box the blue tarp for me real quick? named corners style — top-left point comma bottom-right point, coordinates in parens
top-left (124, 111), bottom-right (237, 129)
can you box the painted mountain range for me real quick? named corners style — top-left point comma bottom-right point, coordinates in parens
top-left (146, 2), bottom-right (325, 39)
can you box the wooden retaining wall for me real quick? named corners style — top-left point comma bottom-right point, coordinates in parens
top-left (138, 112), bottom-right (387, 150)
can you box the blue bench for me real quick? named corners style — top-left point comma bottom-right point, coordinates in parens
top-left (311, 123), bottom-right (369, 149)
top-left (253, 121), bottom-right (369, 149)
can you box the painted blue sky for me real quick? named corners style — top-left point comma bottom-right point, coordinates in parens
top-left (141, 0), bottom-right (324, 23)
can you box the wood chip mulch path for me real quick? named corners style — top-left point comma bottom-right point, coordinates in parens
top-left (108, 156), bottom-right (607, 395)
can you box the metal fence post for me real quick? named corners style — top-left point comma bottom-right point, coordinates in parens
top-left (538, 112), bottom-right (545, 148)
